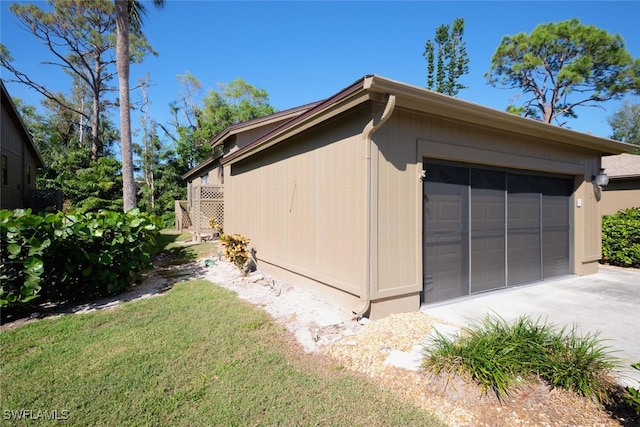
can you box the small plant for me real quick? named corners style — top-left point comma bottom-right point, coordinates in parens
top-left (219, 233), bottom-right (250, 270)
top-left (625, 363), bottom-right (640, 415)
top-left (208, 218), bottom-right (223, 235)
top-left (422, 314), bottom-right (619, 402)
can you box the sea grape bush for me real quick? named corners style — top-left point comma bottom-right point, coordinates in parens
top-left (601, 207), bottom-right (640, 267)
top-left (0, 208), bottom-right (161, 307)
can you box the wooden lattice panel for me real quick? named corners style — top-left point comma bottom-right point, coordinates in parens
top-left (179, 202), bottom-right (192, 228)
top-left (192, 185), bottom-right (224, 232)
top-left (200, 186), bottom-right (224, 200)
top-left (200, 201), bottom-right (224, 229)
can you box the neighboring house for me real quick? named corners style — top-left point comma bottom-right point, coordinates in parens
top-left (1, 81), bottom-right (45, 210)
top-left (184, 75), bottom-right (636, 319)
top-left (600, 153), bottom-right (640, 215)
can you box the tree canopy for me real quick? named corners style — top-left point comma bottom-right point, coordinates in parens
top-left (423, 17), bottom-right (469, 96)
top-left (486, 18), bottom-right (640, 126)
top-left (1, 0), bottom-right (156, 160)
top-left (608, 100), bottom-right (640, 146)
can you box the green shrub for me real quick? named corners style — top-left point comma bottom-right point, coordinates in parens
top-left (0, 209), bottom-right (48, 305)
top-left (422, 314), bottom-right (619, 402)
top-left (602, 207), bottom-right (640, 267)
top-left (0, 208), bottom-right (161, 307)
top-left (626, 363), bottom-right (640, 415)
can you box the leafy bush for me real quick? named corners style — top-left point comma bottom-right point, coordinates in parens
top-left (208, 218), bottom-right (223, 235)
top-left (422, 314), bottom-right (619, 402)
top-left (602, 207), bottom-right (640, 267)
top-left (0, 208), bottom-right (161, 307)
top-left (219, 233), bottom-right (250, 270)
top-left (626, 363), bottom-right (640, 415)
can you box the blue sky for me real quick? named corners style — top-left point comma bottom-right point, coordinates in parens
top-left (2, 0), bottom-right (640, 141)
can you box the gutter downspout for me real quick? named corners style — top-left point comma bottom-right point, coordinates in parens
top-left (354, 93), bottom-right (396, 319)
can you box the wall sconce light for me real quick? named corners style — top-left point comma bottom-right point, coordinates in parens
top-left (593, 168), bottom-right (609, 187)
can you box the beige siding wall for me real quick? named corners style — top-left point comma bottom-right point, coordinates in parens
top-left (224, 102), bottom-right (612, 317)
top-left (225, 109), bottom-right (370, 299)
top-left (601, 180), bottom-right (640, 215)
top-left (230, 122), bottom-right (291, 154)
top-left (188, 164), bottom-right (223, 188)
top-left (372, 109), bottom-right (606, 297)
top-left (1, 102), bottom-right (35, 210)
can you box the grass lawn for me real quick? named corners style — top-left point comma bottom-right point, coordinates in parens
top-left (0, 278), bottom-right (444, 426)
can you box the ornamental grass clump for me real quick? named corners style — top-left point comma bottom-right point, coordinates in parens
top-left (422, 314), bottom-right (620, 403)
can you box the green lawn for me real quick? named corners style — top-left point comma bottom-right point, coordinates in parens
top-left (0, 279), bottom-right (444, 426)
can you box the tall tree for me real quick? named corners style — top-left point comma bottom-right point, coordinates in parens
top-left (115, 0), bottom-right (164, 212)
top-left (2, 1), bottom-right (114, 160)
top-left (159, 75), bottom-right (276, 176)
top-left (608, 100), bottom-right (640, 146)
top-left (163, 72), bottom-right (207, 172)
top-left (423, 18), bottom-right (469, 96)
top-left (135, 74), bottom-right (160, 210)
top-left (486, 18), bottom-right (640, 126)
top-left (1, 1), bottom-right (156, 161)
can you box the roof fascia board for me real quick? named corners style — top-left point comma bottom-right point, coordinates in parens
top-left (222, 78), bottom-right (369, 165)
top-left (209, 101), bottom-right (322, 148)
top-left (181, 152), bottom-right (223, 181)
top-left (364, 75), bottom-right (636, 155)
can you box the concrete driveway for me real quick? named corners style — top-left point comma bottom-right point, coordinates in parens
top-left (421, 266), bottom-right (640, 388)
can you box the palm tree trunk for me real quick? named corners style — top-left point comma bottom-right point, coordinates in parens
top-left (115, 0), bottom-right (136, 212)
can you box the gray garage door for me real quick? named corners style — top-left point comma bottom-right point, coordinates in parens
top-left (423, 161), bottom-right (572, 304)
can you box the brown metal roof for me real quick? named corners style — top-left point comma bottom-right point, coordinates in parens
top-left (220, 75), bottom-right (636, 166)
top-left (222, 76), bottom-right (371, 165)
top-left (182, 101), bottom-right (324, 181)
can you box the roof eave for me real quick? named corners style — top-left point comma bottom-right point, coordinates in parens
top-left (222, 77), bottom-right (370, 165)
top-left (181, 152), bottom-right (223, 181)
top-left (363, 75), bottom-right (635, 155)
top-left (209, 101), bottom-right (323, 149)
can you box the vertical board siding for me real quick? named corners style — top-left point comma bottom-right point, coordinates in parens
top-left (1, 102), bottom-right (29, 209)
top-left (225, 99), bottom-right (609, 308)
top-left (226, 110), bottom-right (369, 296)
top-left (374, 111), bottom-right (419, 298)
top-left (374, 109), bottom-right (603, 297)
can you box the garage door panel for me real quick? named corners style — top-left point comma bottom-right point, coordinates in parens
top-left (470, 169), bottom-right (505, 293)
top-left (542, 177), bottom-right (571, 277)
top-left (471, 234), bottom-right (506, 292)
top-left (423, 162), bottom-right (572, 304)
top-left (507, 175), bottom-right (542, 285)
top-left (508, 231), bottom-right (542, 285)
top-left (423, 164), bottom-right (469, 303)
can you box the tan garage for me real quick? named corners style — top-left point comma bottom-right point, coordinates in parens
top-left (185, 75), bottom-right (636, 319)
